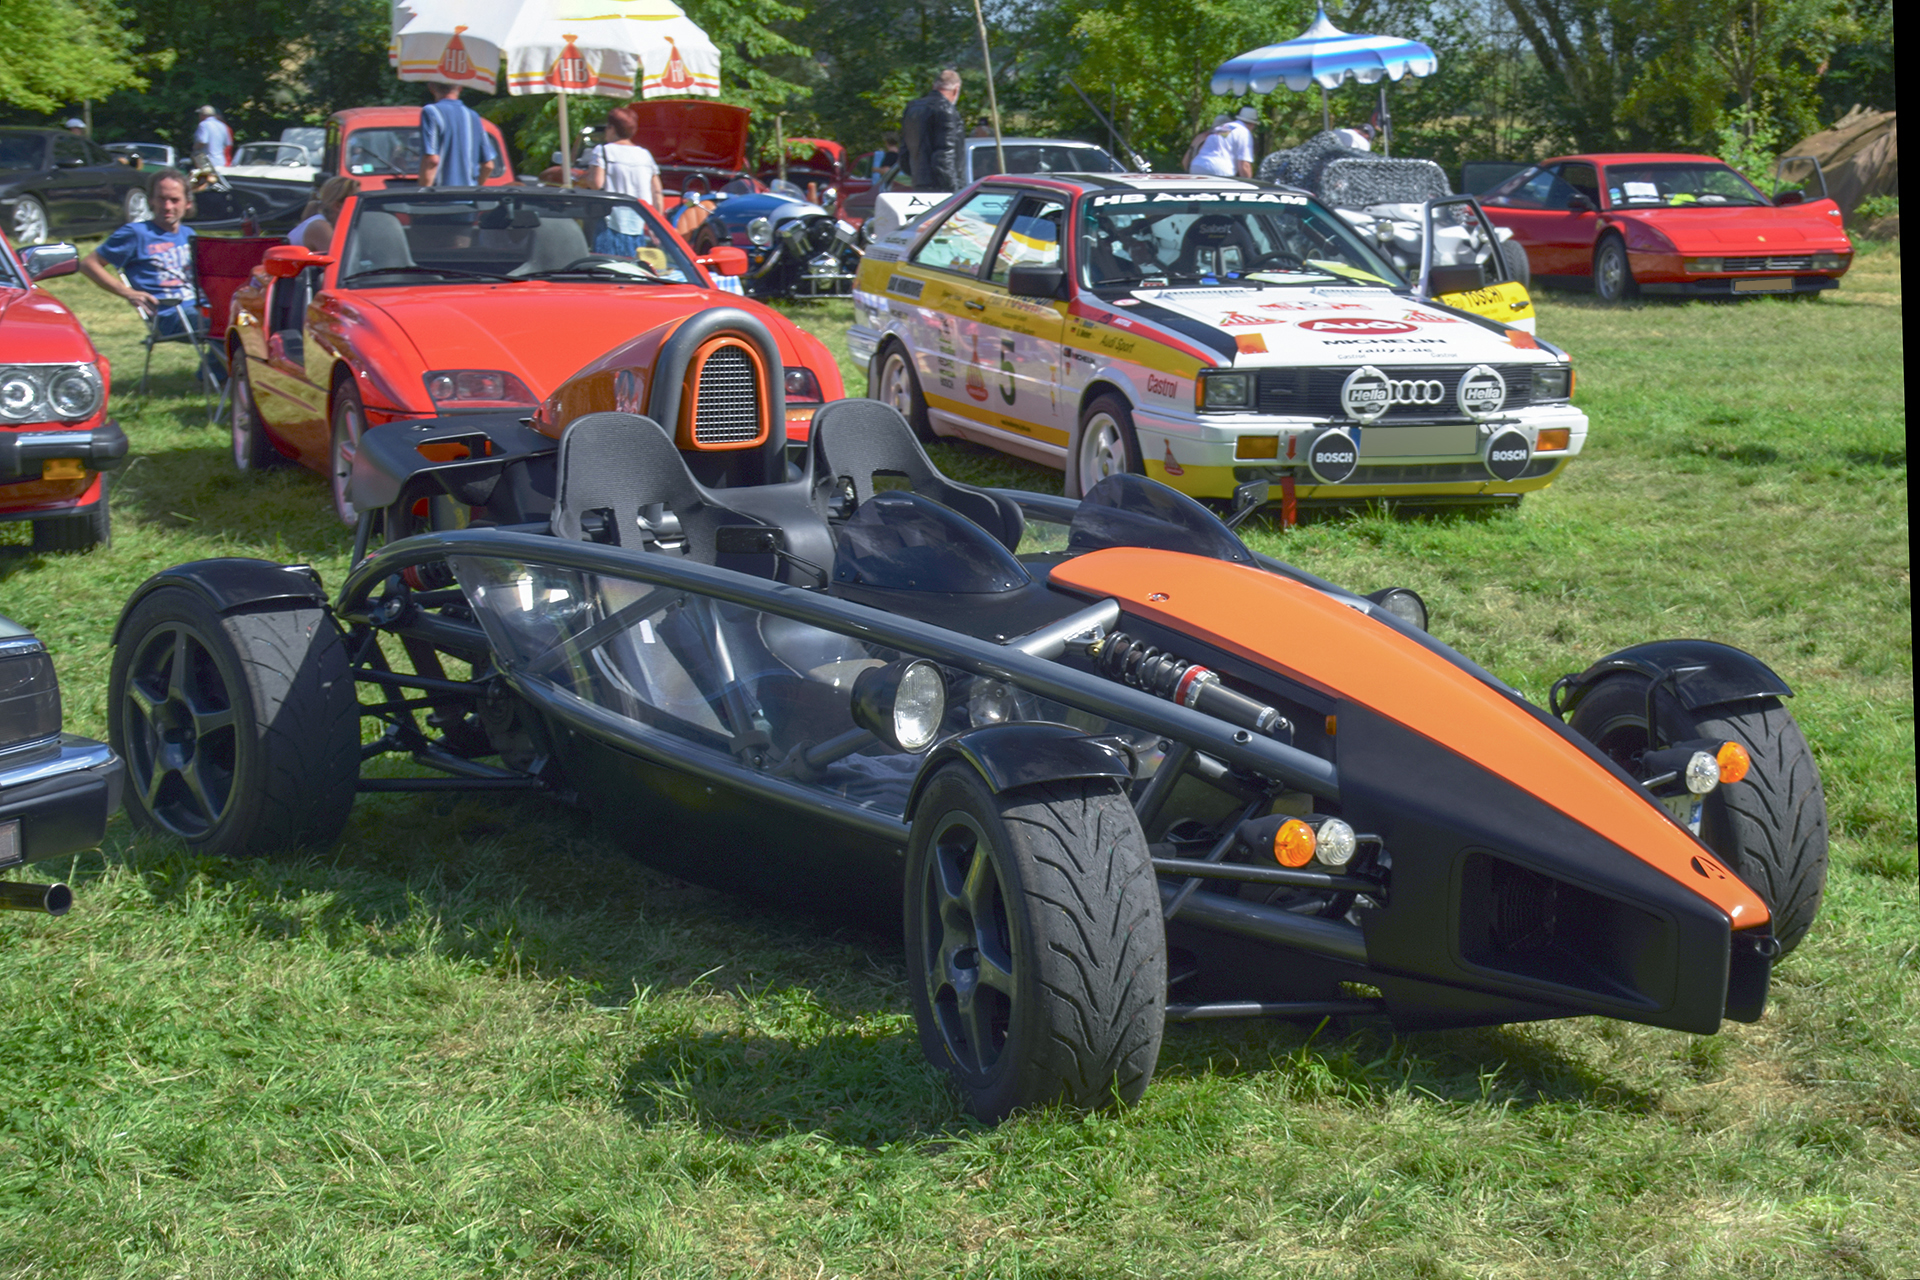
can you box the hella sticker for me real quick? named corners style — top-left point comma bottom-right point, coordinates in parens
top-left (1457, 364), bottom-right (1508, 420)
top-left (1300, 318), bottom-right (1419, 335)
top-left (1484, 427), bottom-right (1533, 481)
top-left (1308, 429), bottom-right (1360, 484)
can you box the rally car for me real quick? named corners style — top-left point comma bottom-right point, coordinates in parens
top-left (104, 306), bottom-right (1825, 1121)
top-left (848, 173), bottom-right (1580, 508)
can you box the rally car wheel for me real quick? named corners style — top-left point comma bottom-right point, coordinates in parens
top-left (1068, 393), bottom-right (1143, 500)
top-left (1593, 236), bottom-right (1638, 303)
top-left (122, 186), bottom-right (152, 224)
top-left (905, 765), bottom-right (1166, 1122)
top-left (872, 342), bottom-right (933, 441)
top-left (229, 350), bottom-right (283, 472)
top-left (1569, 673), bottom-right (1827, 955)
top-left (110, 587), bottom-right (359, 858)
top-left (329, 386), bottom-right (365, 526)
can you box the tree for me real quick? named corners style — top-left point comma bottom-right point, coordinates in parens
top-left (1498, 0), bottom-right (1658, 150)
top-left (0, 0), bottom-right (145, 113)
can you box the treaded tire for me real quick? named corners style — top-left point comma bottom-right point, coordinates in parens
top-left (1501, 237), bottom-right (1532, 290)
top-left (230, 350), bottom-right (284, 472)
top-left (1593, 235), bottom-right (1638, 303)
top-left (110, 586), bottom-right (360, 858)
top-left (871, 341), bottom-right (934, 442)
top-left (1568, 674), bottom-right (1827, 955)
top-left (32, 475), bottom-right (111, 553)
top-left (905, 765), bottom-right (1166, 1122)
top-left (1068, 392), bottom-right (1143, 500)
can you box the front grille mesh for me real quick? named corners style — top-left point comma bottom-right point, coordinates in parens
top-left (694, 346), bottom-right (760, 444)
top-left (1256, 364), bottom-right (1536, 421)
top-left (1720, 255), bottom-right (1814, 271)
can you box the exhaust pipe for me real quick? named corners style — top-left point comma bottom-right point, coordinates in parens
top-left (0, 881), bottom-right (73, 916)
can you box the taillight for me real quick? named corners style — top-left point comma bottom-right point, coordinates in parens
top-left (783, 367), bottom-right (822, 403)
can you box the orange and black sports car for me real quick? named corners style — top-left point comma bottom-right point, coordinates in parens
top-left (106, 309), bottom-right (1827, 1121)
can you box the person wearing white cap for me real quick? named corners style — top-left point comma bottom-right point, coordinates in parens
top-left (190, 105), bottom-right (232, 168)
top-left (1189, 108), bottom-right (1255, 178)
top-left (1226, 106), bottom-right (1259, 176)
top-left (1332, 122), bottom-right (1375, 152)
top-left (63, 118), bottom-right (87, 137)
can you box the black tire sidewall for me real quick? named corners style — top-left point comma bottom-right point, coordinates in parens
top-left (230, 350), bottom-right (277, 471)
top-left (872, 341), bottom-right (933, 441)
top-left (1068, 392), bottom-right (1142, 500)
top-left (1594, 236), bottom-right (1635, 302)
top-left (330, 384), bottom-right (363, 525)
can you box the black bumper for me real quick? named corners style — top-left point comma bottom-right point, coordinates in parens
top-left (0, 735), bottom-right (125, 869)
top-left (1640, 275), bottom-right (1841, 296)
top-left (0, 420), bottom-right (130, 480)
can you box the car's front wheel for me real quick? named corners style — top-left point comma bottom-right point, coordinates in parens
top-left (110, 585), bottom-right (360, 857)
top-left (9, 196), bottom-right (49, 245)
top-left (904, 765), bottom-right (1166, 1122)
top-left (329, 385), bottom-right (365, 526)
top-left (1568, 673), bottom-right (1828, 955)
top-left (1068, 392), bottom-right (1143, 499)
top-left (871, 341), bottom-right (933, 441)
top-left (1593, 235), bottom-right (1638, 303)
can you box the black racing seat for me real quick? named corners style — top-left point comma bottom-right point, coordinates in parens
top-left (1176, 213), bottom-right (1259, 276)
top-left (806, 398), bottom-right (1026, 553)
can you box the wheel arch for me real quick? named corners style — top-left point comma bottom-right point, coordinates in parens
top-left (905, 723), bottom-right (1134, 819)
top-left (111, 559), bottom-right (330, 648)
top-left (1076, 378), bottom-right (1137, 422)
top-left (1551, 639), bottom-right (1794, 721)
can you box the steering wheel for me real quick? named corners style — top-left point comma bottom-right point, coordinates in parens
top-left (557, 255), bottom-right (663, 277)
top-left (1243, 249), bottom-right (1304, 272)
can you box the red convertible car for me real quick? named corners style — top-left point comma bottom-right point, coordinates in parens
top-left (223, 184), bottom-right (843, 524)
top-left (0, 234), bottom-right (127, 551)
top-left (1481, 153), bottom-right (1852, 302)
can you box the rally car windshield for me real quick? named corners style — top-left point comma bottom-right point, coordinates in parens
top-left (1080, 192), bottom-right (1405, 291)
top-left (1602, 163), bottom-right (1769, 208)
top-left (340, 190), bottom-right (701, 287)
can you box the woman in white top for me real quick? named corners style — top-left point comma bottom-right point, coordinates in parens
top-left (288, 175), bottom-right (360, 252)
top-left (585, 106), bottom-right (664, 210)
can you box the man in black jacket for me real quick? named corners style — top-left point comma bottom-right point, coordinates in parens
top-left (900, 69), bottom-right (963, 191)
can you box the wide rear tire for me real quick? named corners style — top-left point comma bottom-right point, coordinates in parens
top-left (905, 765), bottom-right (1166, 1122)
top-left (1568, 673), bottom-right (1827, 955)
top-left (110, 586), bottom-right (360, 858)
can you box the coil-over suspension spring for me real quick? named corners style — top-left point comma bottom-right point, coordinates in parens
top-left (1090, 632), bottom-right (1291, 738)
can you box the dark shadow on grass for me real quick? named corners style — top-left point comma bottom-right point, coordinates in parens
top-left (110, 436), bottom-right (350, 557)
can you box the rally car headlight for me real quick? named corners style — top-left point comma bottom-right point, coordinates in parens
top-left (0, 363), bottom-right (104, 422)
top-left (1531, 364), bottom-right (1573, 402)
top-left (852, 659), bottom-right (947, 754)
top-left (747, 216), bottom-right (774, 247)
top-left (1199, 372), bottom-right (1252, 411)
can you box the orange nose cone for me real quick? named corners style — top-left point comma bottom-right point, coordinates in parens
top-left (1718, 740), bottom-right (1751, 785)
top-left (1274, 819), bottom-right (1316, 867)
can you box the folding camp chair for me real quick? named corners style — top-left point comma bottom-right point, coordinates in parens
top-left (192, 235), bottom-right (284, 425)
top-left (134, 299), bottom-right (221, 419)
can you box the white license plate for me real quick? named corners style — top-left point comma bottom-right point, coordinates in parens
top-left (1733, 278), bottom-right (1794, 293)
top-left (0, 819), bottom-right (19, 868)
top-left (1362, 424), bottom-right (1478, 458)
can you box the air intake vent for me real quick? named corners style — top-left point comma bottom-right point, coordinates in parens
top-left (693, 345), bottom-right (761, 445)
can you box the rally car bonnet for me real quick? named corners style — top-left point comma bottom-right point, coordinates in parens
top-left (1050, 546), bottom-right (1768, 928)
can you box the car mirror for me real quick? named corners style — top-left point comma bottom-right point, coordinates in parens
top-left (1007, 263), bottom-right (1066, 299)
top-left (56, 157), bottom-right (88, 169)
top-left (1773, 189), bottom-right (1805, 206)
top-left (19, 243), bottom-right (79, 282)
top-left (1566, 194), bottom-right (1594, 213)
top-left (262, 245), bottom-right (333, 279)
top-left (1225, 479), bottom-right (1270, 530)
top-left (700, 246), bottom-right (749, 277)
top-left (1426, 263), bottom-right (1486, 296)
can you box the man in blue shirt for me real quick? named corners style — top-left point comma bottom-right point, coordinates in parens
top-left (419, 84), bottom-right (499, 188)
top-left (80, 169), bottom-right (221, 382)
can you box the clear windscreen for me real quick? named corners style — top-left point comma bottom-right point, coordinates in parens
top-left (1605, 163), bottom-right (1769, 208)
top-left (1080, 191), bottom-right (1405, 290)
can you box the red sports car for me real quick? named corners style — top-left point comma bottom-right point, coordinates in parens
top-left (222, 183), bottom-right (843, 524)
top-left (320, 106), bottom-right (519, 192)
top-left (1480, 153), bottom-right (1852, 302)
top-left (0, 234), bottom-right (127, 551)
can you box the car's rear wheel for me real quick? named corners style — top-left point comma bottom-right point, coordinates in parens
top-left (229, 350), bottom-right (283, 472)
top-left (1568, 673), bottom-right (1828, 955)
top-left (1068, 392), bottom-right (1143, 499)
top-left (1593, 235), bottom-right (1638, 303)
top-left (329, 385), bottom-right (364, 526)
top-left (31, 475), bottom-right (110, 554)
top-left (1500, 237), bottom-right (1532, 290)
top-left (9, 196), bottom-right (49, 246)
top-left (905, 765), bottom-right (1166, 1123)
top-left (110, 585), bottom-right (360, 858)
top-left (122, 186), bottom-right (151, 224)
top-left (872, 341), bottom-right (933, 441)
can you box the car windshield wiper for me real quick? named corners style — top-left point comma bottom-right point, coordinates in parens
top-left (342, 265), bottom-right (518, 283)
top-left (513, 264), bottom-right (679, 283)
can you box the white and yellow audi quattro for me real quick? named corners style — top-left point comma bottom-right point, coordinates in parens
top-left (847, 173), bottom-right (1587, 506)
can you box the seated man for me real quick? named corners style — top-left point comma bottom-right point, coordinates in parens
top-left (78, 169), bottom-right (221, 384)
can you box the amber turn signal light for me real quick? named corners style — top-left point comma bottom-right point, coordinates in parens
top-left (1273, 818), bottom-right (1316, 867)
top-left (1235, 434), bottom-right (1280, 460)
top-left (1717, 741), bottom-right (1751, 785)
top-left (1535, 427), bottom-right (1571, 452)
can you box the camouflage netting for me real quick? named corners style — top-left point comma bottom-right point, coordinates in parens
top-left (1783, 106), bottom-right (1898, 227)
top-left (1258, 132), bottom-right (1455, 209)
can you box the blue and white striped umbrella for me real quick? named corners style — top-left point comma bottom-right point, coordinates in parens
top-left (1210, 9), bottom-right (1437, 96)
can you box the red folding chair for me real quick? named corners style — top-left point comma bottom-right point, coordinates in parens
top-left (192, 235), bottom-right (284, 425)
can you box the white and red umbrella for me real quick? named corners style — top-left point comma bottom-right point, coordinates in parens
top-left (394, 0), bottom-right (722, 182)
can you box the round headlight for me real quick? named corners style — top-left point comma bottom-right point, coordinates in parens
top-left (0, 370), bottom-right (38, 420)
top-left (747, 216), bottom-right (773, 247)
top-left (1366, 587), bottom-right (1428, 632)
top-left (47, 367), bottom-right (101, 419)
top-left (1315, 818), bottom-right (1357, 867)
top-left (1684, 751), bottom-right (1721, 795)
top-left (893, 662), bottom-right (946, 753)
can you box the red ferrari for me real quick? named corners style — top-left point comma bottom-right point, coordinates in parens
top-left (1480, 153), bottom-right (1852, 302)
top-left (223, 184), bottom-right (843, 524)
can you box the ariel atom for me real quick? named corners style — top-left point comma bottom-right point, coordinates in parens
top-left (106, 308), bottom-right (1826, 1121)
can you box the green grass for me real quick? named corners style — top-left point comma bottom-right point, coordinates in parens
top-left (0, 250), bottom-right (1911, 1278)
